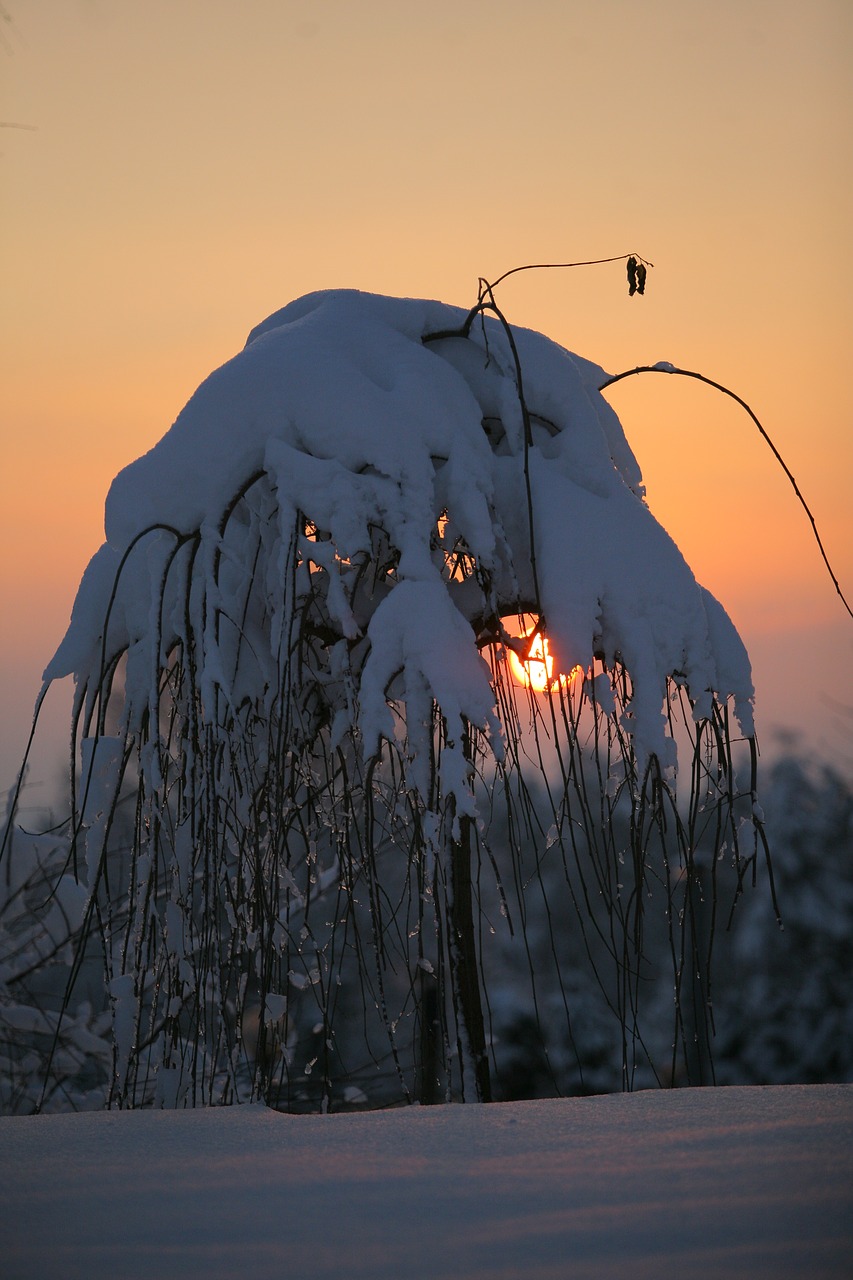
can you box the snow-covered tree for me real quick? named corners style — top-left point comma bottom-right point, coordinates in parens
top-left (711, 750), bottom-right (853, 1085)
top-left (1, 286), bottom-right (767, 1111)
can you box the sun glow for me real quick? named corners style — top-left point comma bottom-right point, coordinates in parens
top-left (504, 617), bottom-right (580, 693)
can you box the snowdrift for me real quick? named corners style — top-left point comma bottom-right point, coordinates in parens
top-left (2, 1085), bottom-right (851, 1280)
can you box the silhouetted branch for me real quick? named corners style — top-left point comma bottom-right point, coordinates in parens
top-left (600, 363), bottom-right (853, 623)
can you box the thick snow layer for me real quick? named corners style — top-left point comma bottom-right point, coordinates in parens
top-left (43, 288), bottom-right (754, 781)
top-left (1, 1086), bottom-right (850, 1280)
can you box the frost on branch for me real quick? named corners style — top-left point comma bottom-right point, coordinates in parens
top-left (2, 289), bottom-right (766, 1111)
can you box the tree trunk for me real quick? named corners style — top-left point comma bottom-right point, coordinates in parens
top-left (449, 809), bottom-right (492, 1102)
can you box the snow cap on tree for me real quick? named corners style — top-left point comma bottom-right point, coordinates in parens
top-left (47, 288), bottom-right (752, 798)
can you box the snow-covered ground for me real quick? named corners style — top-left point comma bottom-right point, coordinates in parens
top-left (2, 1085), bottom-right (851, 1279)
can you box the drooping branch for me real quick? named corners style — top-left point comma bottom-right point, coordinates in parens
top-left (600, 363), bottom-right (853, 623)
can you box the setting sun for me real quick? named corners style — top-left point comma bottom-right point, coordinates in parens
top-left (504, 617), bottom-right (580, 693)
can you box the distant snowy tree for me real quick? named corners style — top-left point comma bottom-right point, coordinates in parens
top-left (1, 287), bottom-right (767, 1111)
top-left (711, 751), bottom-right (853, 1085)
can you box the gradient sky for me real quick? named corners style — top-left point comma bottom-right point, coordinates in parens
top-left (2, 0), bottom-right (851, 804)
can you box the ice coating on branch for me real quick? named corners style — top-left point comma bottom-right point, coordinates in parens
top-left (45, 288), bottom-right (753, 793)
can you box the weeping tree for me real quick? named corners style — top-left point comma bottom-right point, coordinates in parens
top-left (1, 269), bottom-right (776, 1112)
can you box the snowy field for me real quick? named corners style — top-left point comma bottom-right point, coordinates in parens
top-left (2, 1084), bottom-right (851, 1279)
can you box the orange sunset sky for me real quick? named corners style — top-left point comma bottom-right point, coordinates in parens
top-left (2, 0), bottom-right (852, 804)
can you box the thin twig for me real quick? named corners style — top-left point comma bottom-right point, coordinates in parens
top-left (487, 253), bottom-right (654, 293)
top-left (600, 363), bottom-right (853, 622)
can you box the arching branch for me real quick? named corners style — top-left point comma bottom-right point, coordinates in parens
top-left (600, 363), bottom-right (853, 623)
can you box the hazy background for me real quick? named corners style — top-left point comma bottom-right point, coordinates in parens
top-left (2, 0), bottom-right (851, 810)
